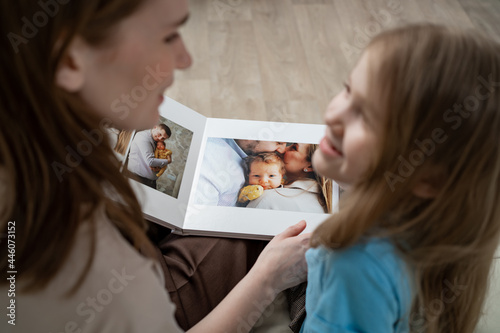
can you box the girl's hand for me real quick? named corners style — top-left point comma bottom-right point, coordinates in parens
top-left (250, 220), bottom-right (310, 296)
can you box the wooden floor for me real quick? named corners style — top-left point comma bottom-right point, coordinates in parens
top-left (165, 0), bottom-right (500, 124)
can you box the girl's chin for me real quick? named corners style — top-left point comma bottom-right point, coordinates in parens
top-left (312, 150), bottom-right (349, 186)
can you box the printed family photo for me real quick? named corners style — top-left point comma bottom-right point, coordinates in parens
top-left (124, 116), bottom-right (193, 199)
top-left (194, 138), bottom-right (334, 214)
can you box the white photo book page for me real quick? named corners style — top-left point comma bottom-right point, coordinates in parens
top-left (127, 96), bottom-right (339, 240)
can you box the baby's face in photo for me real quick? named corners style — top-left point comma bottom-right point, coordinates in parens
top-left (248, 162), bottom-right (283, 190)
top-left (156, 142), bottom-right (165, 150)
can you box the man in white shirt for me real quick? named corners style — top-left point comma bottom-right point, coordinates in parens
top-left (127, 124), bottom-right (172, 189)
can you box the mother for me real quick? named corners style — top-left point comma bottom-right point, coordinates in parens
top-left (0, 0), bottom-right (309, 332)
top-left (248, 143), bottom-right (334, 213)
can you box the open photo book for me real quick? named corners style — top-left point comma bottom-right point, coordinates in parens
top-left (114, 97), bottom-right (340, 240)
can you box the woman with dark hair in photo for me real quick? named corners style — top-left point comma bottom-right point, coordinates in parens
top-left (0, 0), bottom-right (309, 332)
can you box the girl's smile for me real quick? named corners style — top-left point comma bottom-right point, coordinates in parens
top-left (319, 136), bottom-right (343, 158)
top-left (313, 50), bottom-right (384, 190)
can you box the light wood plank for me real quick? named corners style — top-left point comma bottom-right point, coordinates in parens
top-left (175, 0), bottom-right (210, 80)
top-left (265, 99), bottom-right (322, 124)
top-left (291, 0), bottom-right (332, 4)
top-left (252, 0), bottom-right (317, 103)
top-left (458, 0), bottom-right (500, 41)
top-left (209, 21), bottom-right (266, 119)
top-left (289, 100), bottom-right (323, 124)
top-left (165, 0), bottom-right (500, 123)
top-left (207, 0), bottom-right (252, 21)
top-left (412, 0), bottom-right (474, 28)
top-left (293, 4), bottom-right (351, 113)
top-left (330, 0), bottom-right (408, 66)
top-left (165, 79), bottom-right (212, 116)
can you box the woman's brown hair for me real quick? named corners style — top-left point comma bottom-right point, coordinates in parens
top-left (0, 0), bottom-right (155, 294)
top-left (311, 24), bottom-right (500, 332)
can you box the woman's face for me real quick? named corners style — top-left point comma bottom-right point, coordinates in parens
top-left (283, 143), bottom-right (311, 175)
top-left (74, 0), bottom-right (191, 130)
top-left (312, 50), bottom-right (384, 190)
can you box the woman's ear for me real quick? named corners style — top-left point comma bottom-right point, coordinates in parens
top-left (412, 167), bottom-right (447, 199)
top-left (55, 37), bottom-right (88, 92)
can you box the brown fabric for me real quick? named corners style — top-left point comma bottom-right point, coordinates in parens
top-left (148, 222), bottom-right (308, 331)
top-left (153, 229), bottom-right (267, 330)
top-left (286, 282), bottom-right (307, 333)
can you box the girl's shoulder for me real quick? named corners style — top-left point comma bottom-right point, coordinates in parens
top-left (307, 237), bottom-right (398, 259)
top-left (306, 238), bottom-right (410, 285)
top-left (305, 239), bottom-right (414, 332)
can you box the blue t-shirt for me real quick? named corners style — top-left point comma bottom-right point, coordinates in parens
top-left (300, 238), bottom-right (414, 333)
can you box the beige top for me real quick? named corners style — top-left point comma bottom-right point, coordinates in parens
top-left (1, 207), bottom-right (183, 333)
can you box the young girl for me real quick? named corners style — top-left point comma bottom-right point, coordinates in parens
top-left (301, 24), bottom-right (500, 333)
top-left (0, 0), bottom-right (309, 332)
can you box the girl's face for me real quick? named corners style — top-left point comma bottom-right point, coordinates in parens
top-left (313, 51), bottom-right (385, 190)
top-left (283, 143), bottom-right (311, 175)
top-left (74, 0), bottom-right (191, 130)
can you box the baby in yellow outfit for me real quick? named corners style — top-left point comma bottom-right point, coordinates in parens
top-left (154, 141), bottom-right (172, 177)
top-left (238, 152), bottom-right (285, 204)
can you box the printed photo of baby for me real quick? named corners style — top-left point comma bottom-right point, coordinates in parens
top-left (238, 152), bottom-right (285, 204)
top-left (154, 141), bottom-right (173, 177)
top-left (194, 138), bottom-right (334, 214)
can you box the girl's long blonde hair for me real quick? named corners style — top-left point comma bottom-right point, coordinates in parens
top-left (311, 24), bottom-right (500, 333)
top-left (0, 0), bottom-right (154, 294)
top-left (307, 144), bottom-right (333, 214)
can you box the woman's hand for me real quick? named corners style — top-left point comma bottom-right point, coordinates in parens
top-left (250, 220), bottom-right (310, 296)
top-left (188, 220), bottom-right (310, 333)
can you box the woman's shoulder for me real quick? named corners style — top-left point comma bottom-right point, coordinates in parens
top-left (8, 208), bottom-right (182, 333)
